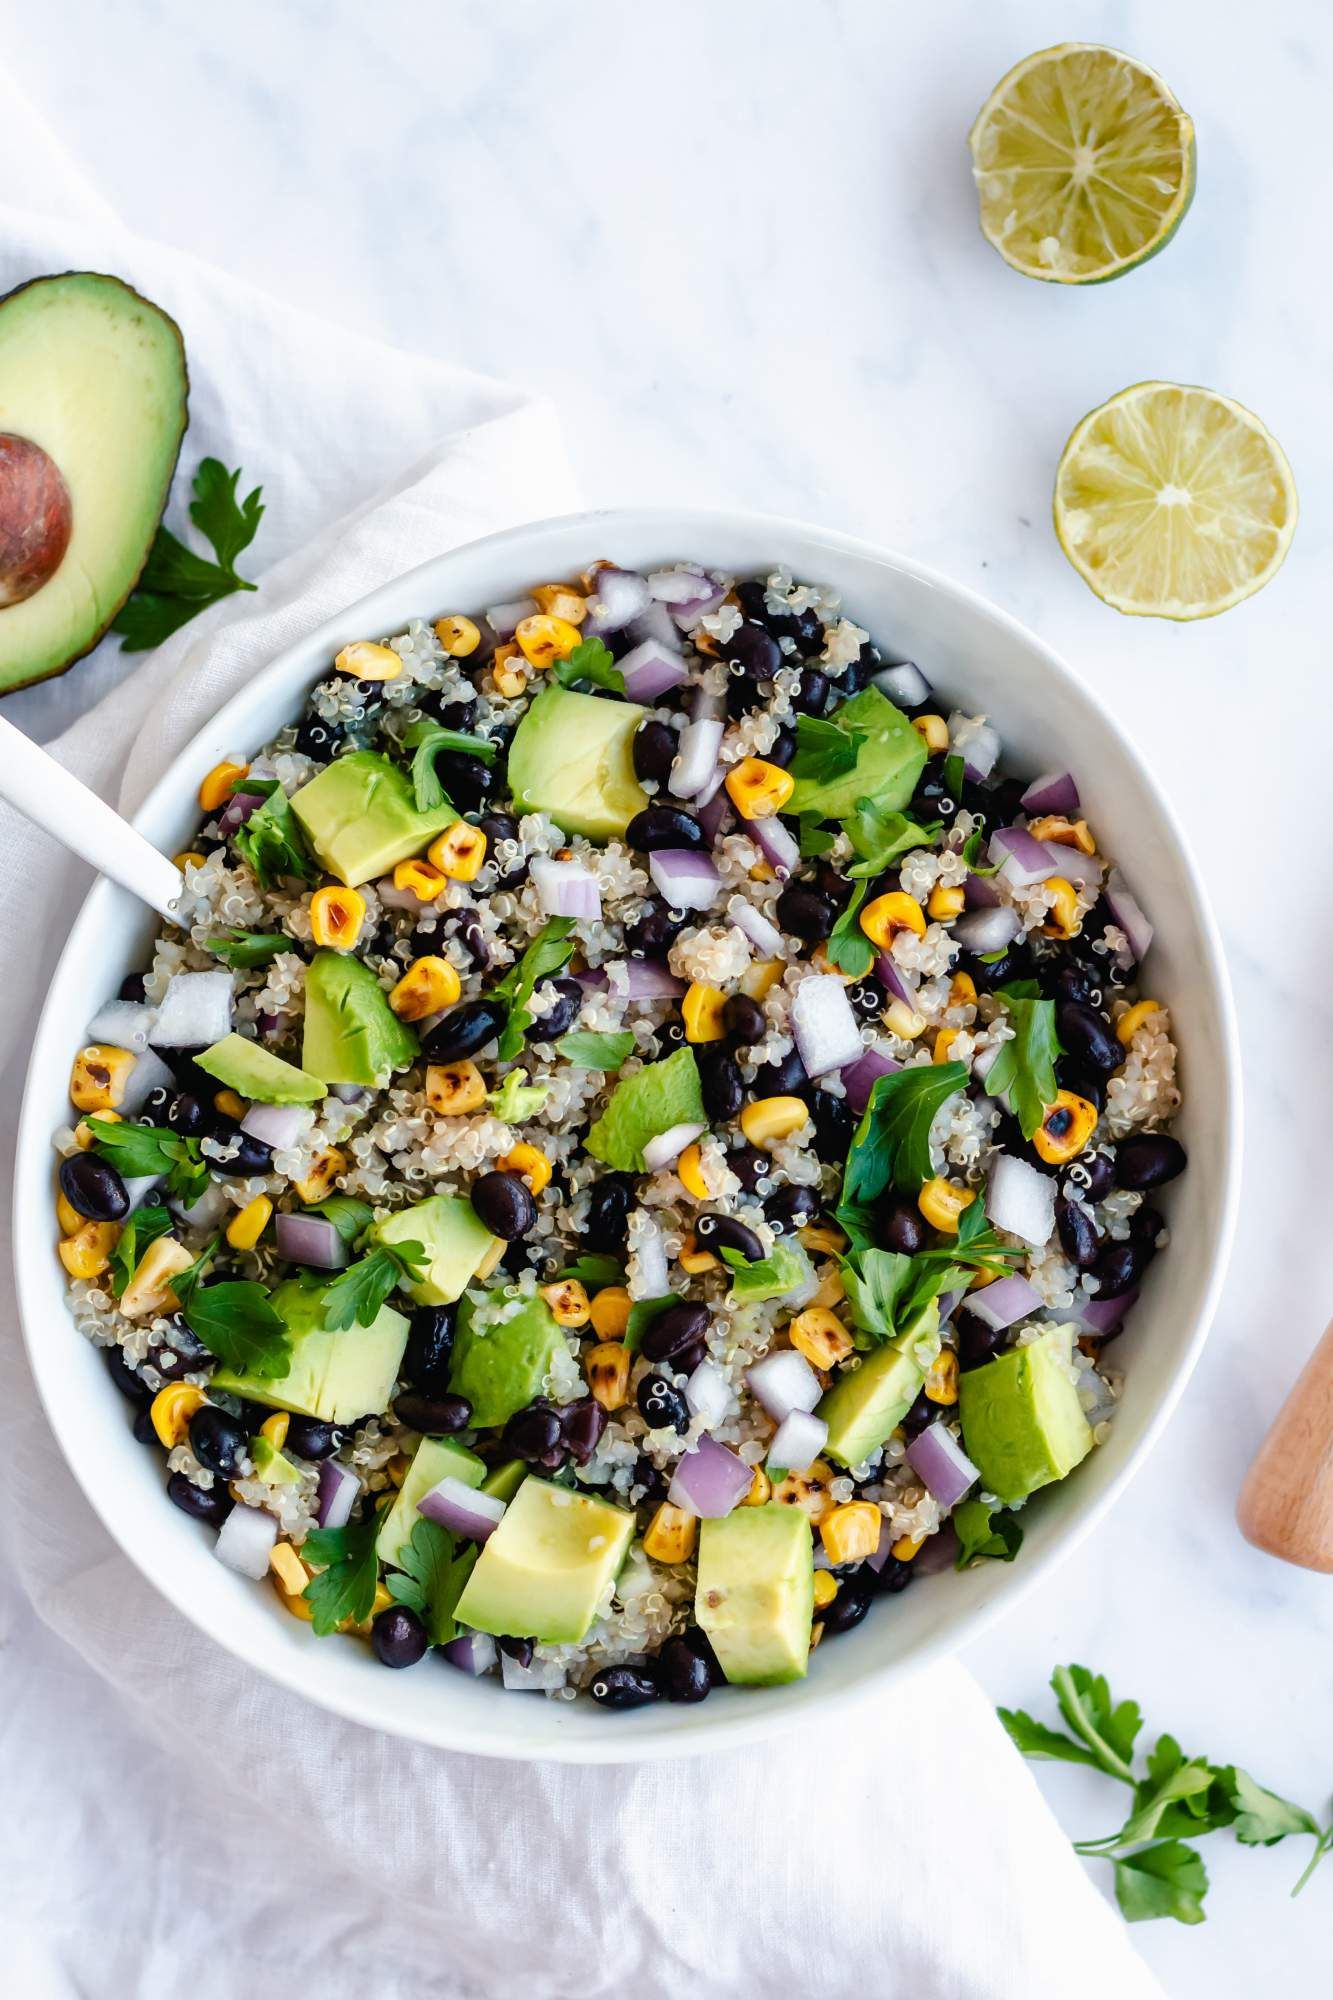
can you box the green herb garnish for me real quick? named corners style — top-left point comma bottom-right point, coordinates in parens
top-left (552, 637), bottom-right (625, 694)
top-left (488, 1071), bottom-right (551, 1121)
top-left (984, 980), bottom-right (1062, 1140)
top-left (301, 1517), bottom-right (381, 1636)
top-left (797, 816), bottom-right (837, 859)
top-left (555, 1029), bottom-right (636, 1070)
top-left (109, 1202), bottom-right (173, 1296)
top-left (402, 718), bottom-right (498, 814)
top-left (823, 880), bottom-right (875, 979)
top-left (943, 752), bottom-right (965, 801)
top-left (86, 1117), bottom-right (209, 1206)
top-left (205, 929), bottom-right (293, 968)
top-left (790, 713), bottom-right (866, 788)
top-left (320, 1239), bottom-right (427, 1330)
top-left (172, 1241), bottom-right (292, 1379)
top-left (114, 458), bottom-right (263, 652)
top-left (837, 1208), bottom-right (1022, 1347)
top-left (557, 1254), bottom-right (623, 1289)
top-left (845, 800), bottom-right (941, 876)
top-left (837, 1062), bottom-right (968, 1212)
top-left (720, 1240), bottom-right (813, 1304)
top-left (953, 1496), bottom-right (1024, 1566)
top-left (624, 1294), bottom-right (676, 1354)
top-left (383, 1517), bottom-right (478, 1645)
top-left (489, 919), bottom-right (577, 1060)
top-left (304, 1195), bottom-right (375, 1247)
top-left (232, 779), bottom-right (314, 889)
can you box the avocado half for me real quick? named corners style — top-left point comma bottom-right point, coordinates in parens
top-left (0, 271), bottom-right (188, 693)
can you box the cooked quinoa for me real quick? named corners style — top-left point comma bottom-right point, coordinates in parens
top-left (54, 560), bottom-right (1185, 1708)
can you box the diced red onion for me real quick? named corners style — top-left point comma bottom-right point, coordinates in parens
top-left (630, 1214), bottom-right (670, 1294)
top-left (258, 1011), bottom-right (285, 1042)
top-left (906, 1424), bottom-right (979, 1508)
top-left (575, 966), bottom-right (609, 993)
top-left (669, 717), bottom-right (724, 799)
top-left (648, 848), bottom-right (721, 910)
top-left (317, 1458), bottom-right (359, 1530)
top-left (745, 1348), bottom-right (822, 1422)
top-left (750, 815), bottom-right (800, 879)
top-left (1034, 843), bottom-right (1101, 893)
top-left (618, 638), bottom-right (687, 703)
top-left (501, 1652), bottom-right (548, 1691)
top-left (952, 906), bottom-right (1021, 955)
top-left (442, 1632), bottom-right (498, 1676)
top-left (690, 682), bottom-right (727, 725)
top-left (872, 660), bottom-right (931, 708)
top-left (530, 855), bottom-right (602, 921)
top-left (989, 826), bottom-right (1056, 889)
top-left (149, 970), bottom-right (234, 1048)
top-left (962, 1272), bottom-right (1042, 1331)
top-left (1078, 1288), bottom-right (1139, 1336)
top-left (914, 1522), bottom-right (961, 1575)
top-left (123, 1173), bottom-right (164, 1210)
top-left (1105, 870), bottom-right (1154, 965)
top-left (86, 999), bottom-right (156, 1051)
top-left (694, 760), bottom-right (729, 809)
top-left (376, 875), bottom-right (439, 914)
top-left (642, 1122), bottom-right (706, 1174)
top-left (987, 1154), bottom-right (1054, 1247)
top-left (949, 713), bottom-right (1000, 782)
top-left (118, 1048), bottom-right (177, 1115)
top-left (790, 974), bottom-right (864, 1077)
top-left (767, 1409), bottom-right (829, 1474)
top-left (866, 1517), bottom-right (894, 1573)
top-left (241, 1101), bottom-right (312, 1150)
top-left (611, 957), bottom-right (686, 1001)
top-left (219, 790), bottom-right (267, 834)
top-left (667, 1434), bottom-right (753, 1518)
top-left (418, 1476), bottom-right (508, 1543)
top-left (275, 1211), bottom-right (349, 1271)
top-left (1021, 770), bottom-right (1080, 816)
top-left (729, 896), bottom-right (784, 959)
top-left (874, 952), bottom-right (919, 1005)
top-left (841, 1049), bottom-right (902, 1114)
top-left (964, 872), bottom-right (1001, 910)
top-left (936, 1287), bottom-right (965, 1325)
top-left (485, 596), bottom-right (537, 639)
top-left (214, 1503), bottom-right (278, 1579)
top-left (696, 787), bottom-right (734, 845)
top-left (685, 1358), bottom-right (730, 1429)
top-left (170, 1181), bottom-right (230, 1231)
top-left (650, 566), bottom-right (727, 628)
top-left (585, 565), bottom-right (651, 635)
top-left (330, 1081), bottom-right (369, 1105)
top-left (626, 599), bottom-right (681, 651)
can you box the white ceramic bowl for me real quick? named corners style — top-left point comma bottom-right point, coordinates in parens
top-left (14, 509), bottom-right (1240, 1762)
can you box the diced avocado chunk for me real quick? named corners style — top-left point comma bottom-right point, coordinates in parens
top-left (507, 685), bottom-right (648, 840)
top-left (194, 1032), bottom-right (326, 1105)
top-left (210, 1278), bottom-right (408, 1425)
top-left (290, 749), bottom-right (456, 887)
top-left (302, 949), bottom-right (418, 1088)
top-left (376, 1434), bottom-right (486, 1569)
top-left (371, 1196), bottom-right (500, 1307)
top-left (818, 1302), bottom-right (940, 1469)
top-left (584, 1046), bottom-right (705, 1172)
top-left (481, 1457), bottom-right (528, 1504)
top-left (695, 1504), bottom-right (814, 1686)
top-left (958, 1324), bottom-right (1093, 1506)
top-left (250, 1434), bottom-right (300, 1486)
top-left (454, 1476), bottom-right (635, 1643)
top-left (788, 686), bottom-right (926, 823)
top-left (448, 1292), bottom-right (565, 1428)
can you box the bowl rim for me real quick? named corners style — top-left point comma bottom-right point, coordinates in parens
top-left (13, 504), bottom-right (1242, 1762)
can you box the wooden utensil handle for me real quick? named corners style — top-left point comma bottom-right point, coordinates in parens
top-left (1238, 1319), bottom-right (1333, 1571)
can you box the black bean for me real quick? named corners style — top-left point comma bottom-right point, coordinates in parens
top-left (1055, 1002), bottom-right (1122, 1077)
top-left (676, 1339), bottom-right (708, 1376)
top-left (721, 993), bottom-right (765, 1046)
top-left (285, 1416), bottom-right (343, 1459)
top-left (500, 1237), bottom-right (535, 1277)
top-left (138, 1083), bottom-right (175, 1125)
top-left (812, 862), bottom-right (853, 913)
top-left (660, 1014), bottom-right (687, 1049)
top-left (559, 1396), bottom-right (607, 1466)
top-left (590, 1664), bottom-right (659, 1708)
top-left (105, 1345), bottom-right (151, 1405)
top-left (623, 898), bottom-right (684, 956)
top-left (1057, 1064), bottom-right (1106, 1110)
top-left (640, 1301), bottom-right (710, 1364)
top-left (776, 885), bottom-right (834, 941)
top-left (846, 981), bottom-right (884, 1022)
top-left (656, 1636), bottom-right (712, 1703)
top-left (1051, 960), bottom-right (1102, 1008)
top-left (584, 1172), bottom-right (636, 1251)
top-left (479, 812), bottom-right (525, 881)
top-left (632, 719), bottom-right (678, 786)
top-left (432, 750), bottom-right (495, 813)
top-left (879, 1196), bottom-right (926, 1256)
top-left (633, 1453), bottom-right (667, 1504)
top-left (899, 1387), bottom-right (935, 1437)
top-left (167, 1091), bottom-right (209, 1136)
top-left (697, 1046), bottom-right (744, 1122)
top-left (419, 689), bottom-right (480, 731)
top-left (209, 1129), bottom-right (274, 1177)
top-left (393, 1392), bottom-right (472, 1435)
top-left (962, 943), bottom-right (1036, 993)
top-left (874, 1557), bottom-right (915, 1596)
top-left (768, 726), bottom-right (795, 768)
top-left (625, 804), bottom-right (705, 852)
top-left (59, 1152), bottom-right (129, 1223)
top-left (1055, 1196), bottom-right (1099, 1271)
top-left (957, 1309), bottom-right (1006, 1372)
top-left (679, 1622), bottom-right (725, 1682)
top-left (404, 1305), bottom-right (457, 1393)
top-left (729, 1144), bottom-right (768, 1193)
top-left (526, 976), bottom-right (582, 1043)
top-left (1131, 1204), bottom-right (1166, 1247)
top-left (189, 1406), bottom-right (248, 1479)
top-left (695, 1212), bottom-right (764, 1262)
top-left (422, 998), bottom-right (507, 1064)
top-left (132, 1407), bottom-right (158, 1446)
top-left (762, 1047), bottom-right (809, 1095)
top-left (294, 713), bottom-right (344, 761)
top-left (1079, 1152), bottom-right (1116, 1203)
top-left (792, 668), bottom-right (832, 716)
top-left (118, 972), bottom-right (147, 1002)
top-left (503, 1399), bottom-right (565, 1464)
top-left (765, 1183), bottom-right (818, 1233)
top-left (498, 1634), bottom-right (535, 1666)
top-left (1091, 1238), bottom-right (1155, 1297)
top-left (166, 1471), bottom-right (233, 1526)
top-left (149, 1316), bottom-right (213, 1381)
top-left (372, 1605), bottom-right (428, 1668)
top-left (810, 1093), bottom-right (853, 1163)
top-left (821, 1579), bottom-right (872, 1636)
top-left (637, 1373), bottom-right (690, 1433)
top-left (724, 669), bottom-right (767, 717)
top-left (1114, 1134), bottom-right (1187, 1190)
top-left (726, 620), bottom-right (781, 681)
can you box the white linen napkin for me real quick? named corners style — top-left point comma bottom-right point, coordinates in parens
top-left (0, 88), bottom-right (1163, 2000)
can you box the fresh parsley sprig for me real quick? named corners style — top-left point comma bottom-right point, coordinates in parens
top-left (86, 1117), bottom-right (210, 1206)
top-left (109, 1202), bottom-right (173, 1296)
top-left (487, 1071), bottom-right (551, 1122)
top-left (837, 1209), bottom-right (1022, 1347)
top-left (556, 1254), bottom-right (623, 1289)
top-left (320, 1239), bottom-right (428, 1331)
top-left (402, 719), bottom-right (498, 814)
top-left (205, 929), bottom-right (293, 969)
top-left (302, 1517), bottom-right (381, 1636)
top-left (232, 780), bottom-right (314, 889)
top-left (984, 981), bottom-right (1062, 1140)
top-left (384, 1517), bottom-right (478, 1645)
top-left (845, 800), bottom-right (941, 876)
top-left (488, 918), bottom-right (577, 1061)
top-left (824, 880), bottom-right (875, 979)
top-left (953, 1497), bottom-right (1024, 1566)
top-left (555, 1029), bottom-right (636, 1070)
top-left (171, 1237), bottom-right (292, 1379)
top-left (837, 1061), bottom-right (969, 1227)
top-left (551, 636), bottom-right (624, 693)
top-left (114, 458), bottom-right (264, 652)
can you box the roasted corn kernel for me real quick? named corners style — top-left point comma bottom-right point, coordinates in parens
top-left (917, 1176), bottom-right (975, 1235)
top-left (642, 1501), bottom-right (698, 1565)
top-left (490, 642), bottom-right (526, 698)
top-left (428, 822), bottom-right (487, 883)
top-left (515, 613), bottom-right (582, 668)
top-left (725, 756), bottom-right (795, 820)
top-left (55, 1189), bottom-right (82, 1237)
top-left (788, 1307), bottom-right (853, 1370)
top-left (541, 1279), bottom-right (591, 1327)
top-left (425, 1059), bottom-right (487, 1114)
top-left (820, 1500), bottom-right (882, 1565)
top-left (812, 1569), bottom-right (839, 1610)
top-left (213, 1088), bottom-right (247, 1122)
top-left (584, 1341), bottom-right (632, 1411)
top-left (198, 760), bottom-right (249, 812)
top-left (739, 958), bottom-right (784, 1001)
top-left (1041, 877), bottom-right (1080, 940)
top-left (589, 1285), bottom-right (632, 1342)
top-left (334, 640), bottom-right (402, 681)
top-left (121, 1236), bottom-right (195, 1318)
top-left (772, 1459), bottom-right (836, 1524)
top-left (677, 1142), bottom-right (709, 1201)
top-left (860, 890), bottom-right (927, 949)
top-left (933, 1027), bottom-right (958, 1064)
top-left (742, 1465), bottom-right (772, 1507)
top-left (798, 1220), bottom-right (847, 1256)
top-left (891, 1533), bottom-right (925, 1561)
top-left (150, 1382), bottom-right (207, 1448)
top-left (678, 1232), bottom-right (720, 1275)
top-left (260, 1411), bottom-right (290, 1449)
top-left (390, 955), bottom-right (461, 1020)
top-left (434, 614), bottom-right (482, 657)
top-left (498, 1141), bottom-right (552, 1195)
top-left (392, 858), bottom-right (446, 904)
top-left (531, 583), bottom-right (587, 624)
top-left (70, 1044), bottom-right (136, 1111)
top-left (927, 883), bottom-right (966, 922)
top-left (226, 1195), bottom-right (273, 1252)
top-left (309, 884), bottom-right (367, 950)
top-left (172, 851), bottom-right (206, 873)
top-left (924, 1348), bottom-right (960, 1405)
top-left (269, 1541), bottom-right (309, 1597)
top-left (682, 981), bottom-right (727, 1042)
top-left (73, 1111), bottom-right (119, 1149)
top-left (884, 998), bottom-right (927, 1039)
top-left (294, 1147), bottom-right (345, 1204)
top-left (1116, 999), bottom-right (1163, 1045)
top-left (740, 1095), bottom-right (810, 1148)
top-left (57, 1220), bottom-right (120, 1280)
top-left (911, 713), bottom-right (949, 753)
top-left (948, 969), bottom-right (978, 1009)
top-left (1026, 814), bottom-right (1096, 854)
top-left (1033, 1090), bottom-right (1099, 1166)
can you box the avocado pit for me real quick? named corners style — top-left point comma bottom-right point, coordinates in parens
top-left (0, 432), bottom-right (72, 606)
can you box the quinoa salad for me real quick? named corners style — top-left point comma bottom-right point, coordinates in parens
top-left (53, 559), bottom-right (1186, 1707)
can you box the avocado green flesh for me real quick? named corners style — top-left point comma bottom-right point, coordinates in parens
top-left (584, 1045), bottom-right (706, 1171)
top-left (376, 1434), bottom-right (486, 1568)
top-left (818, 1303), bottom-right (941, 1469)
top-left (695, 1504), bottom-right (814, 1685)
top-left (0, 273), bottom-right (188, 693)
top-left (957, 1324), bottom-right (1093, 1506)
top-left (448, 1292), bottom-right (565, 1428)
top-left (210, 1279), bottom-right (408, 1425)
top-left (289, 750), bottom-right (455, 887)
top-left (372, 1196), bottom-right (500, 1307)
top-left (787, 686), bottom-right (926, 823)
top-left (301, 949), bottom-right (418, 1087)
top-left (194, 1032), bottom-right (326, 1104)
top-left (507, 685), bottom-right (648, 840)
top-left (480, 1457), bottom-right (528, 1504)
top-left (250, 1435), bottom-right (299, 1486)
top-left (454, 1476), bottom-right (635, 1644)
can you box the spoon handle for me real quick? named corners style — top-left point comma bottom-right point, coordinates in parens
top-left (0, 714), bottom-right (183, 921)
top-left (1237, 1318), bottom-right (1333, 1572)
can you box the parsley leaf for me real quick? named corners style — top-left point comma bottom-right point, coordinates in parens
top-left (719, 1240), bottom-right (812, 1304)
top-left (489, 919), bottom-right (576, 1060)
top-left (997, 1703), bottom-right (1103, 1769)
top-left (943, 752), bottom-right (966, 801)
top-left (109, 1202), bottom-right (173, 1297)
top-left (232, 780), bottom-right (314, 889)
top-left (983, 981), bottom-right (1061, 1141)
top-left (824, 880), bottom-right (875, 979)
top-left (172, 1246), bottom-right (292, 1380)
top-left (1051, 1664), bottom-right (1141, 1783)
top-left (205, 929), bottom-right (292, 968)
top-left (797, 817), bottom-right (836, 859)
top-left (790, 713), bottom-right (865, 788)
top-left (845, 800), bottom-right (941, 877)
top-left (557, 1254), bottom-right (623, 1288)
top-left (837, 1247), bottom-right (912, 1342)
top-left (839, 1062), bottom-right (968, 1207)
top-left (304, 1195), bottom-right (374, 1247)
top-left (381, 1517), bottom-right (478, 1644)
top-left (552, 637), bottom-right (625, 693)
top-left (1222, 1768), bottom-right (1323, 1848)
top-left (302, 1517), bottom-right (380, 1636)
top-left (556, 1029), bottom-right (636, 1069)
top-left (1113, 1842), bottom-right (1209, 1926)
top-left (953, 1498), bottom-right (1024, 1567)
top-left (86, 1117), bottom-right (209, 1205)
top-left (488, 1071), bottom-right (551, 1121)
top-left (838, 1222), bottom-right (1021, 1348)
top-left (114, 459), bottom-right (263, 652)
top-left (320, 1240), bottom-right (427, 1330)
top-left (402, 718), bottom-right (498, 814)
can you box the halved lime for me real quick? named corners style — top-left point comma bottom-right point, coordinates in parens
top-left (1054, 382), bottom-right (1298, 620)
top-left (969, 43), bottom-right (1195, 283)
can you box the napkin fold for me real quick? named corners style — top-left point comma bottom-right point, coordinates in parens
top-left (0, 85), bottom-right (1162, 2000)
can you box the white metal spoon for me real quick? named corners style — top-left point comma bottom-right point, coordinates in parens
top-left (0, 713), bottom-right (183, 920)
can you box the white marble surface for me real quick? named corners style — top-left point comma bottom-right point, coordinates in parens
top-left (8, 0), bottom-right (1333, 1983)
